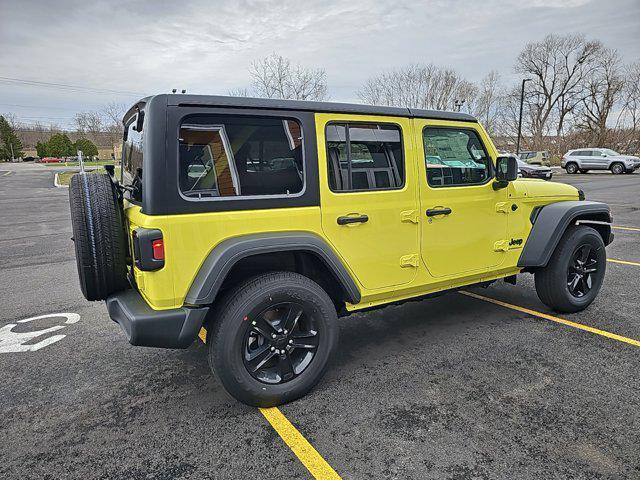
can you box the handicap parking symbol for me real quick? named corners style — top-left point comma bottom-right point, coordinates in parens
top-left (0, 313), bottom-right (80, 353)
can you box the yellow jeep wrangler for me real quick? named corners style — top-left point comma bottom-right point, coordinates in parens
top-left (69, 95), bottom-right (613, 406)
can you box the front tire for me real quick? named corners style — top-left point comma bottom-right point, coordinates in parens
top-left (565, 163), bottom-right (578, 174)
top-left (534, 226), bottom-right (606, 313)
top-left (610, 162), bottom-right (624, 175)
top-left (208, 272), bottom-right (338, 407)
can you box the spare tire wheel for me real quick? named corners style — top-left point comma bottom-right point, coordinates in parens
top-left (69, 173), bottom-right (130, 301)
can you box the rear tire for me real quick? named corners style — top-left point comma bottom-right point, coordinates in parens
top-left (610, 162), bottom-right (624, 175)
top-left (534, 226), bottom-right (606, 313)
top-left (208, 272), bottom-right (338, 407)
top-left (69, 173), bottom-right (129, 301)
top-left (565, 163), bottom-right (578, 174)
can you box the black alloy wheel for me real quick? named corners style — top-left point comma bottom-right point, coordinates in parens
top-left (208, 271), bottom-right (338, 406)
top-left (534, 225), bottom-right (606, 313)
top-left (567, 244), bottom-right (599, 298)
top-left (243, 302), bottom-right (319, 384)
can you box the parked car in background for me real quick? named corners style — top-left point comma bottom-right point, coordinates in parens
top-left (519, 151), bottom-right (550, 165)
top-left (22, 156), bottom-right (37, 162)
top-left (517, 158), bottom-right (553, 180)
top-left (39, 157), bottom-right (65, 164)
top-left (561, 148), bottom-right (640, 174)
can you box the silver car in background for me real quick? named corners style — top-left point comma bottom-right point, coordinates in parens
top-left (561, 148), bottom-right (640, 174)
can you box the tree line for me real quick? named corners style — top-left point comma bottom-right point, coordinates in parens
top-left (236, 34), bottom-right (639, 155)
top-left (3, 33), bottom-right (638, 161)
top-left (0, 102), bottom-right (126, 161)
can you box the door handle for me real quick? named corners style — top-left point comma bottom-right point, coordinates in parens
top-left (426, 207), bottom-right (452, 217)
top-left (337, 214), bottom-right (369, 225)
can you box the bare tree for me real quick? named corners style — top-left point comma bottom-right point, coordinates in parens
top-left (228, 87), bottom-right (250, 97)
top-left (357, 64), bottom-right (476, 112)
top-left (74, 111), bottom-right (104, 136)
top-left (616, 62), bottom-right (640, 151)
top-left (472, 71), bottom-right (505, 135)
top-left (577, 48), bottom-right (624, 145)
top-left (516, 34), bottom-right (603, 148)
top-left (248, 53), bottom-right (328, 101)
top-left (102, 102), bottom-right (127, 148)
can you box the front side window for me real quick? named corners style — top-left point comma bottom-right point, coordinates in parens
top-left (179, 116), bottom-right (304, 199)
top-left (326, 123), bottom-right (404, 192)
top-left (602, 149), bottom-right (619, 156)
top-left (424, 127), bottom-right (491, 187)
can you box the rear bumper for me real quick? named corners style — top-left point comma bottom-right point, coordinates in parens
top-left (106, 290), bottom-right (209, 349)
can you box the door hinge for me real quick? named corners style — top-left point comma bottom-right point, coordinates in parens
top-left (495, 202), bottom-right (510, 214)
top-left (401, 210), bottom-right (419, 224)
top-left (493, 240), bottom-right (510, 252)
top-left (400, 254), bottom-right (419, 268)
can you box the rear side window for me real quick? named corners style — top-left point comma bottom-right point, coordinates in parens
top-left (424, 127), bottom-right (491, 187)
top-left (326, 123), bottom-right (404, 192)
top-left (179, 116), bottom-right (304, 199)
top-left (122, 113), bottom-right (144, 201)
top-left (571, 150), bottom-right (591, 156)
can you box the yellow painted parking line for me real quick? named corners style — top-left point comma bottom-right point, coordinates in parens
top-left (613, 226), bottom-right (640, 232)
top-left (608, 258), bottom-right (640, 267)
top-left (198, 327), bottom-right (341, 479)
top-left (260, 407), bottom-right (342, 480)
top-left (460, 291), bottom-right (640, 348)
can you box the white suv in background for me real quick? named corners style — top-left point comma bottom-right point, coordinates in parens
top-left (561, 148), bottom-right (640, 174)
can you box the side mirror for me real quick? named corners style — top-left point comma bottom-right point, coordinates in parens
top-left (493, 156), bottom-right (518, 190)
top-left (601, 153), bottom-right (607, 157)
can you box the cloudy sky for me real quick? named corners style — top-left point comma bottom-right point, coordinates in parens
top-left (1, 0), bottom-right (639, 128)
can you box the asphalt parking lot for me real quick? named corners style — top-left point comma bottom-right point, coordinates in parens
top-left (1, 164), bottom-right (638, 480)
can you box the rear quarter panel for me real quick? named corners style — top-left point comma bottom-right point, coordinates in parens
top-left (125, 203), bottom-right (322, 310)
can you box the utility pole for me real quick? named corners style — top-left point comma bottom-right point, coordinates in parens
top-left (9, 142), bottom-right (15, 162)
top-left (454, 99), bottom-right (465, 112)
top-left (516, 78), bottom-right (531, 156)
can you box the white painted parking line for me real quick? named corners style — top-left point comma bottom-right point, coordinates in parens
top-left (0, 313), bottom-right (80, 353)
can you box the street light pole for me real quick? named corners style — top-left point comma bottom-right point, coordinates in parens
top-left (516, 78), bottom-right (531, 156)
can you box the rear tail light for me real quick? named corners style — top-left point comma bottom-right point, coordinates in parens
top-left (152, 239), bottom-right (164, 260)
top-left (132, 228), bottom-right (165, 271)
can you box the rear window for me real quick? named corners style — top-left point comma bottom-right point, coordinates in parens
top-left (122, 113), bottom-right (144, 201)
top-left (179, 116), bottom-right (304, 199)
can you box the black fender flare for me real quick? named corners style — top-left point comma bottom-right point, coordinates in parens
top-left (184, 232), bottom-right (361, 306)
top-left (518, 200), bottom-right (612, 268)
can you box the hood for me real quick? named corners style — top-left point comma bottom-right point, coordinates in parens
top-left (511, 178), bottom-right (578, 199)
top-left (616, 155), bottom-right (640, 161)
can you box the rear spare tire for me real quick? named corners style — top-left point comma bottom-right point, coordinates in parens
top-left (69, 173), bottom-right (129, 301)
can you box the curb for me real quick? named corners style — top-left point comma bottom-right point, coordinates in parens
top-left (53, 173), bottom-right (68, 188)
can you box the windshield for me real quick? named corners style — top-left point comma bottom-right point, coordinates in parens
top-left (602, 149), bottom-right (620, 156)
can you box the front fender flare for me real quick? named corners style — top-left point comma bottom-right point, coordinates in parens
top-left (184, 232), bottom-right (361, 306)
top-left (518, 201), bottom-right (612, 268)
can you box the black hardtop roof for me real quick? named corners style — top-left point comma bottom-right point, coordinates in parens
top-left (129, 94), bottom-right (477, 123)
